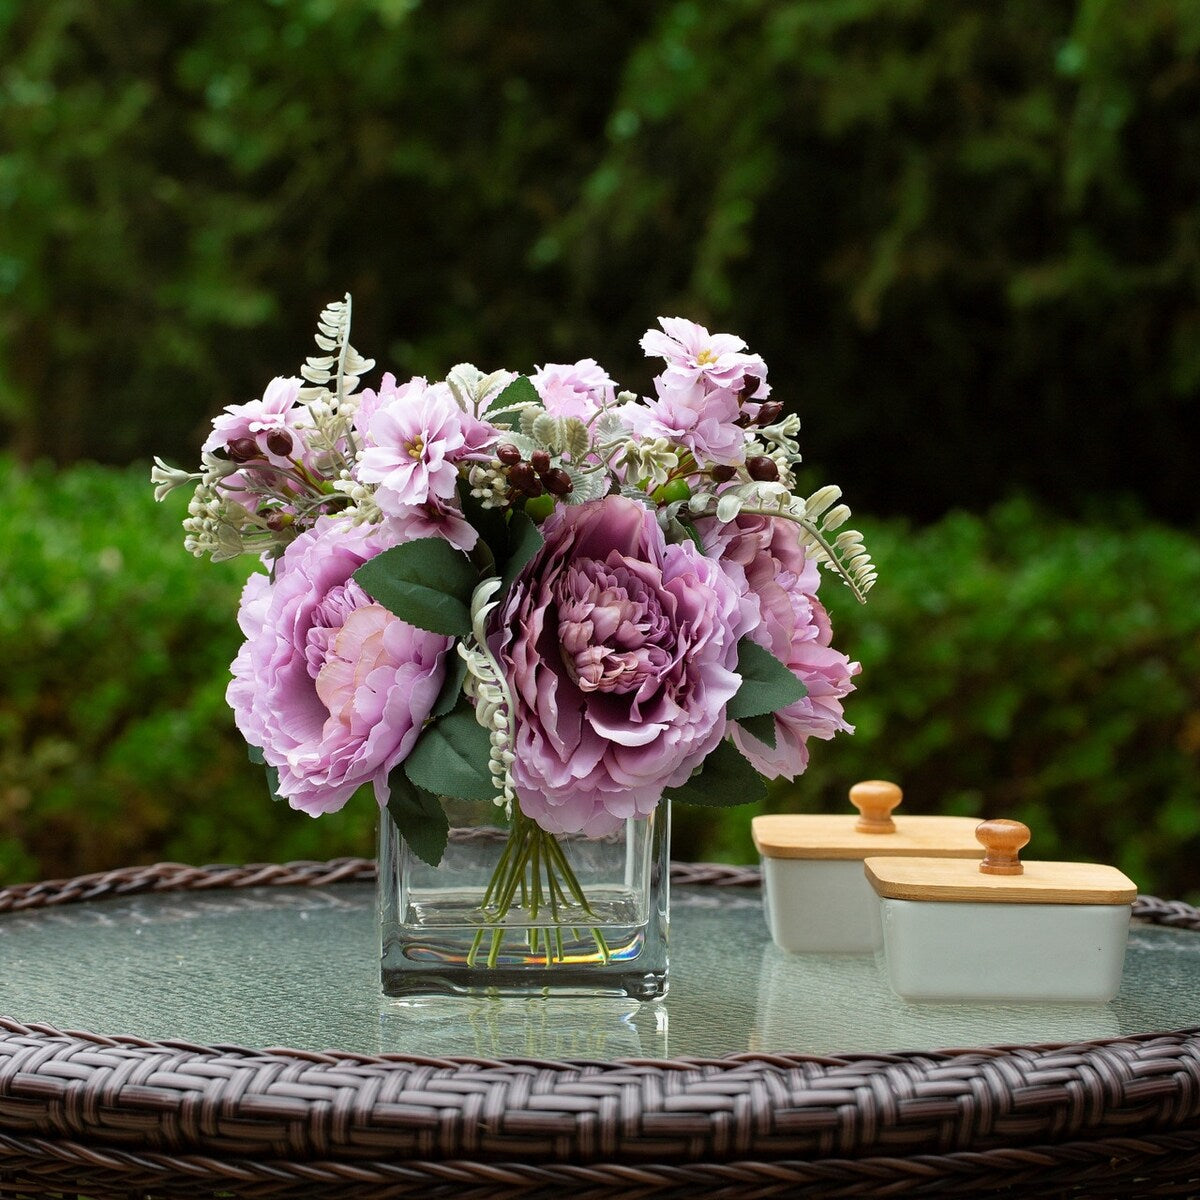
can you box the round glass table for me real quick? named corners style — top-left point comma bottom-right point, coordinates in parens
top-left (3, 859), bottom-right (1200, 1198)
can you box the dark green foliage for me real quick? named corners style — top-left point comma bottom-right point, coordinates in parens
top-left (728, 639), bottom-right (808, 721)
top-left (385, 772), bottom-right (448, 870)
top-left (2, 1), bottom-right (1199, 522)
top-left (5, 462), bottom-right (1199, 901)
top-left (354, 538), bottom-right (478, 637)
top-left (667, 739), bottom-right (768, 809)
top-left (402, 695), bottom-right (497, 803)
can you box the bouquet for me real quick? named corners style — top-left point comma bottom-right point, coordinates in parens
top-left (153, 297), bottom-right (873, 963)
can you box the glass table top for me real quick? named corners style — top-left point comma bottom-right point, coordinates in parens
top-left (2, 882), bottom-right (1197, 1060)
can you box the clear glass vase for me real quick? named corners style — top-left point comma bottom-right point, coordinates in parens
top-left (379, 797), bottom-right (670, 1001)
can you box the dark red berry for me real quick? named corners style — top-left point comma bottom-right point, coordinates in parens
top-left (496, 443), bottom-right (522, 466)
top-left (227, 437), bottom-right (261, 463)
top-left (544, 467), bottom-right (573, 496)
top-left (746, 455), bottom-right (779, 482)
top-left (710, 464), bottom-right (736, 483)
top-left (531, 449), bottom-right (551, 475)
top-left (508, 462), bottom-right (539, 493)
top-left (265, 429), bottom-right (294, 458)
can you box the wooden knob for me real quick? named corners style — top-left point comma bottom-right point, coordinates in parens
top-left (850, 780), bottom-right (902, 834)
top-left (976, 819), bottom-right (1031, 875)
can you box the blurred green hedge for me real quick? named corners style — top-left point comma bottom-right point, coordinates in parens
top-left (3, 459), bottom-right (1199, 899)
top-left (3, 1), bottom-right (1199, 522)
top-left (0, 458), bottom-right (374, 881)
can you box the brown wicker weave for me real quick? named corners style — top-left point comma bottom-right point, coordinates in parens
top-left (3, 859), bottom-right (1200, 1199)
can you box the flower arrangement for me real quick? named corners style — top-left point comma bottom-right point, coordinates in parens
top-left (153, 297), bottom-right (873, 970)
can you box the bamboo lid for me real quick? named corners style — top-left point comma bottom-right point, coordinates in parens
top-left (864, 819), bottom-right (1137, 905)
top-left (751, 781), bottom-right (983, 861)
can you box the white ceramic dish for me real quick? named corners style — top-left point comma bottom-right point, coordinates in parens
top-left (753, 781), bottom-right (982, 954)
top-left (866, 819), bottom-right (1138, 1003)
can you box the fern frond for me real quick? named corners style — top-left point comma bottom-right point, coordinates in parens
top-left (792, 487), bottom-right (876, 601)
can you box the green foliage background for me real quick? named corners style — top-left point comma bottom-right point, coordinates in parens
top-left (2, 0), bottom-right (1199, 520)
top-left (1, 1), bottom-right (1199, 891)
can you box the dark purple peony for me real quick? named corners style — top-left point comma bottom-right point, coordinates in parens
top-left (493, 495), bottom-right (759, 836)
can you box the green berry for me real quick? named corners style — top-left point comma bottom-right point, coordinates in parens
top-left (524, 493), bottom-right (556, 521)
top-left (654, 478), bottom-right (692, 505)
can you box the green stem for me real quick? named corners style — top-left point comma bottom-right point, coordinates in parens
top-left (486, 926), bottom-right (504, 969)
top-left (467, 926), bottom-right (485, 968)
top-left (482, 820), bottom-right (522, 909)
top-left (474, 808), bottom-right (612, 966)
top-left (529, 835), bottom-right (541, 922)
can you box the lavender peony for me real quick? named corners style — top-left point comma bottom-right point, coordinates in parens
top-left (228, 517), bottom-right (452, 816)
top-left (494, 495), bottom-right (759, 836)
top-left (702, 514), bottom-right (859, 780)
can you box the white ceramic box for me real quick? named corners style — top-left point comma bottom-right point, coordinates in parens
top-left (866, 819), bottom-right (1137, 1003)
top-left (752, 781), bottom-right (983, 954)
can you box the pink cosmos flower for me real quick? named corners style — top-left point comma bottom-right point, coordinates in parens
top-left (203, 376), bottom-right (313, 467)
top-left (227, 517), bottom-right (452, 816)
top-left (620, 376), bottom-right (746, 467)
top-left (641, 317), bottom-right (770, 399)
top-left (530, 359), bottom-right (616, 421)
top-left (493, 495), bottom-right (759, 836)
top-left (356, 376), bottom-right (495, 515)
top-left (701, 514), bottom-right (859, 780)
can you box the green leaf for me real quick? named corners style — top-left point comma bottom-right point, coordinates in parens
top-left (665, 738), bottom-right (767, 808)
top-left (248, 745), bottom-right (283, 800)
top-left (458, 487), bottom-right (508, 572)
top-left (386, 771), bottom-right (450, 868)
top-left (404, 695), bottom-right (497, 802)
top-left (487, 375), bottom-right (540, 414)
top-left (677, 517), bottom-right (706, 554)
top-left (726, 638), bottom-right (808, 721)
top-left (500, 510), bottom-right (544, 592)
top-left (429, 647), bottom-right (468, 721)
top-left (353, 538), bottom-right (478, 637)
top-left (737, 711), bottom-right (778, 751)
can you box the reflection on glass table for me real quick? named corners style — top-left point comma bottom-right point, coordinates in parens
top-left (2, 882), bottom-right (1198, 1059)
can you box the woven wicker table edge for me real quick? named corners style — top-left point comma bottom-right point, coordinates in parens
top-left (4, 1128), bottom-right (1200, 1200)
top-left (4, 859), bottom-right (1200, 1174)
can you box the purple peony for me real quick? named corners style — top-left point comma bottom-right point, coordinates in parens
top-left (494, 495), bottom-right (759, 836)
top-left (228, 517), bottom-right (452, 816)
top-left (701, 514), bottom-right (859, 780)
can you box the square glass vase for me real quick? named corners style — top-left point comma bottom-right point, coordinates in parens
top-left (379, 798), bottom-right (670, 1001)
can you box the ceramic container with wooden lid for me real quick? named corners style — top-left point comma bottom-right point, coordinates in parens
top-left (865, 818), bottom-right (1137, 1002)
top-left (751, 781), bottom-right (983, 953)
